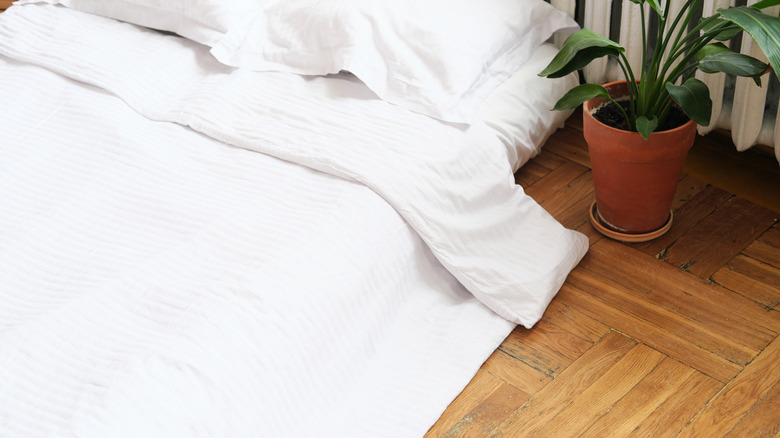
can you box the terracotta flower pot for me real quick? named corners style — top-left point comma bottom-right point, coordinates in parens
top-left (583, 81), bottom-right (697, 237)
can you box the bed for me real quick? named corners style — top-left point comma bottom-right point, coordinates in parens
top-left (0, 1), bottom-right (587, 436)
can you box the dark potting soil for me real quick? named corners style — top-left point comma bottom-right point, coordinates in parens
top-left (593, 100), bottom-right (689, 132)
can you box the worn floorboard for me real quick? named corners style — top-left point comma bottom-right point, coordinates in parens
top-left (428, 111), bottom-right (780, 437)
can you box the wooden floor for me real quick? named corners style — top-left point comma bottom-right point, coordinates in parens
top-left (427, 110), bottom-right (780, 437)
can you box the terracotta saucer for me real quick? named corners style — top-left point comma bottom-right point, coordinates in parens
top-left (589, 201), bottom-right (673, 243)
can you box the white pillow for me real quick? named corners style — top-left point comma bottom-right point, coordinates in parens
top-left (477, 43), bottom-right (580, 172)
top-left (211, 0), bottom-right (578, 124)
top-left (14, 0), bottom-right (267, 46)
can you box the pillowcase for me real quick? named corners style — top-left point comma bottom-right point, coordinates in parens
top-left (477, 43), bottom-right (580, 172)
top-left (210, 0), bottom-right (578, 123)
top-left (14, 0), bottom-right (267, 46)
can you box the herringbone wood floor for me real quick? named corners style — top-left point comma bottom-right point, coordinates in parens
top-left (428, 111), bottom-right (780, 437)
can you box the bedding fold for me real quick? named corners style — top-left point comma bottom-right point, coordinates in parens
top-left (0, 4), bottom-right (588, 328)
top-left (0, 51), bottom-right (516, 438)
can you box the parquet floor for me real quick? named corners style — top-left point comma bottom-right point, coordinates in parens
top-left (428, 111), bottom-right (780, 437)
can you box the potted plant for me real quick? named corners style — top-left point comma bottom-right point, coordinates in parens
top-left (539, 0), bottom-right (780, 241)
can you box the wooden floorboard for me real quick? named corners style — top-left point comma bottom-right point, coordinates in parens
top-left (428, 112), bottom-right (780, 437)
top-left (678, 336), bottom-right (780, 437)
top-left (661, 197), bottom-right (778, 278)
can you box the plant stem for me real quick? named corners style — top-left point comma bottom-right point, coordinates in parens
top-left (648, 60), bottom-right (698, 118)
top-left (651, 16), bottom-right (730, 113)
top-left (667, 0), bottom-right (699, 59)
top-left (646, 0), bottom-right (676, 111)
top-left (640, 2), bottom-right (647, 89)
top-left (657, 99), bottom-right (674, 128)
top-left (607, 96), bottom-right (633, 132)
top-left (669, 13), bottom-right (721, 58)
top-left (666, 27), bottom-right (723, 84)
top-left (645, 0), bottom-right (701, 120)
top-left (617, 54), bottom-right (638, 129)
top-left (676, 63), bottom-right (701, 83)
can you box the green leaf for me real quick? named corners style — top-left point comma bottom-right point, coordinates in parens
top-left (551, 84), bottom-right (611, 111)
top-left (666, 78), bottom-right (712, 126)
top-left (700, 18), bottom-right (743, 41)
top-left (696, 42), bottom-right (769, 84)
top-left (546, 47), bottom-right (623, 79)
top-left (718, 6), bottom-right (780, 82)
top-left (636, 116), bottom-right (659, 140)
top-left (627, 0), bottom-right (664, 16)
top-left (695, 43), bottom-right (731, 62)
top-left (751, 0), bottom-right (780, 9)
top-left (699, 52), bottom-right (768, 80)
top-left (645, 0), bottom-right (664, 16)
top-left (539, 29), bottom-right (624, 78)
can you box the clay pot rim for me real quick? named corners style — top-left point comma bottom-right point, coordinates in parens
top-left (583, 80), bottom-right (697, 138)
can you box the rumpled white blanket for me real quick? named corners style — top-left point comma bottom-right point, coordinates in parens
top-left (0, 4), bottom-right (587, 327)
top-left (0, 4), bottom-right (587, 437)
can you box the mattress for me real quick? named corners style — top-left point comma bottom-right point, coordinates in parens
top-left (0, 4), bottom-right (586, 437)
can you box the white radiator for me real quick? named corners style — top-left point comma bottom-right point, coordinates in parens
top-left (551, 0), bottom-right (780, 162)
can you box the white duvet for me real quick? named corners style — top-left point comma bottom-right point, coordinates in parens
top-left (0, 4), bottom-right (587, 437)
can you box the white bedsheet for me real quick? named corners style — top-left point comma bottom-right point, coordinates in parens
top-left (0, 4), bottom-right (587, 437)
top-left (0, 56), bottom-right (516, 437)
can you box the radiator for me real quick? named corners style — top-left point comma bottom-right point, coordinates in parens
top-left (550, 0), bottom-right (780, 162)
